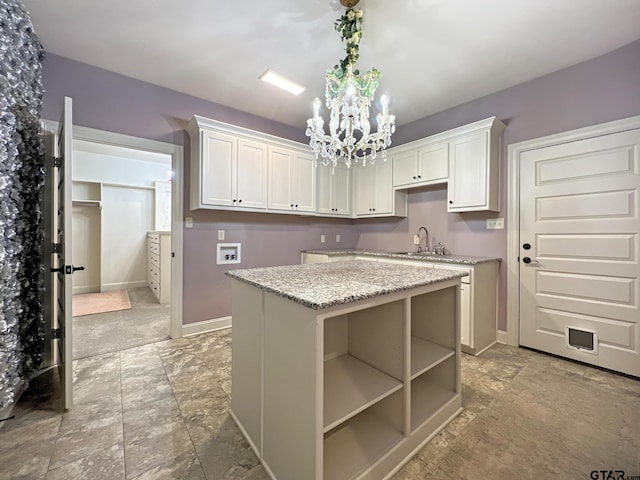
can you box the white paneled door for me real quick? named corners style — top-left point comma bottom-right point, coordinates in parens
top-left (519, 129), bottom-right (640, 377)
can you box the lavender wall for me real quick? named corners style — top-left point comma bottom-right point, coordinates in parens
top-left (355, 39), bottom-right (640, 331)
top-left (41, 40), bottom-right (640, 329)
top-left (41, 54), bottom-right (356, 324)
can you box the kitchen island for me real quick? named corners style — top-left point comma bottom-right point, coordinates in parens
top-left (226, 260), bottom-right (466, 480)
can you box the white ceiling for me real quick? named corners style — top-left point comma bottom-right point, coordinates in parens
top-left (22, 0), bottom-right (640, 129)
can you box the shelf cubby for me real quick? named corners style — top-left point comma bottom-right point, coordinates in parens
top-left (411, 286), bottom-right (457, 352)
top-left (411, 336), bottom-right (455, 380)
top-left (72, 180), bottom-right (102, 202)
top-left (324, 390), bottom-right (404, 480)
top-left (324, 354), bottom-right (402, 432)
top-left (411, 356), bottom-right (457, 430)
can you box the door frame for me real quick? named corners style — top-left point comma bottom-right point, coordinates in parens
top-left (42, 120), bottom-right (184, 340)
top-left (506, 114), bottom-right (640, 347)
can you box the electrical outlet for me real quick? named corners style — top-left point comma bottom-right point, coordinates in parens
top-left (413, 235), bottom-right (420, 245)
top-left (336, 234), bottom-right (341, 243)
top-left (486, 218), bottom-right (505, 230)
top-left (218, 230), bottom-right (225, 240)
top-left (321, 235), bottom-right (326, 243)
top-left (185, 217), bottom-right (193, 228)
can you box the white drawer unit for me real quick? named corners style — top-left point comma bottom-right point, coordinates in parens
top-left (147, 231), bottom-right (171, 304)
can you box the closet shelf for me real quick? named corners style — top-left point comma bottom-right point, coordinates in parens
top-left (72, 199), bottom-right (102, 207)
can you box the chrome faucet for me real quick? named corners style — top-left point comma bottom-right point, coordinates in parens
top-left (417, 227), bottom-right (429, 253)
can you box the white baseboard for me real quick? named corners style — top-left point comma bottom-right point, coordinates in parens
top-left (182, 316), bottom-right (232, 337)
top-left (72, 285), bottom-right (100, 295)
top-left (497, 329), bottom-right (508, 344)
top-left (102, 281), bottom-right (148, 292)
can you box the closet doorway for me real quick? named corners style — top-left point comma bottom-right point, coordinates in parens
top-left (64, 126), bottom-right (184, 359)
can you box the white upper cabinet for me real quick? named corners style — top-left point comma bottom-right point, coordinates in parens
top-left (189, 117), bottom-right (268, 211)
top-left (268, 147), bottom-right (316, 213)
top-left (317, 164), bottom-right (351, 217)
top-left (392, 142), bottom-right (448, 188)
top-left (447, 117), bottom-right (505, 212)
top-left (236, 138), bottom-right (269, 209)
top-left (353, 161), bottom-right (407, 217)
top-left (199, 130), bottom-right (235, 207)
top-left (188, 115), bottom-right (314, 214)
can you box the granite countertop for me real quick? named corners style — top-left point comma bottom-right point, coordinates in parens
top-left (226, 260), bottom-right (466, 310)
top-left (302, 249), bottom-right (500, 265)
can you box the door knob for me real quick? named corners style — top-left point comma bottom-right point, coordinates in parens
top-left (523, 257), bottom-right (532, 264)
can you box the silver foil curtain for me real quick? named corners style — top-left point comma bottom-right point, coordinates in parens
top-left (0, 0), bottom-right (45, 408)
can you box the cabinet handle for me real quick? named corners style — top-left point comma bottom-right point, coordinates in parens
top-left (290, 204), bottom-right (294, 208)
top-left (232, 199), bottom-right (237, 203)
top-left (418, 175), bottom-right (422, 179)
top-left (449, 200), bottom-right (453, 204)
top-left (238, 199), bottom-right (242, 203)
top-left (413, 176), bottom-right (416, 180)
top-left (295, 204), bottom-right (298, 208)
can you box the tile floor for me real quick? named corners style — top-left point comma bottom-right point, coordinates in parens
top-left (73, 287), bottom-right (170, 359)
top-left (1, 331), bottom-right (639, 480)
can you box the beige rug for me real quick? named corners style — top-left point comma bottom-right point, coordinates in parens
top-left (73, 290), bottom-right (131, 317)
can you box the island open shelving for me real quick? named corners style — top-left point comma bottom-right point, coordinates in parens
top-left (227, 260), bottom-right (464, 480)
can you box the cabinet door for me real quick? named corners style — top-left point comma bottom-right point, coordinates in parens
top-left (268, 146), bottom-right (294, 210)
top-left (448, 132), bottom-right (489, 211)
top-left (353, 165), bottom-right (375, 215)
top-left (237, 138), bottom-right (268, 209)
top-left (373, 161), bottom-right (393, 214)
top-left (392, 150), bottom-right (418, 187)
top-left (294, 151), bottom-right (316, 212)
top-left (332, 165), bottom-right (351, 216)
top-left (316, 165), bottom-right (333, 215)
top-left (201, 130), bottom-right (236, 206)
top-left (418, 143), bottom-right (448, 184)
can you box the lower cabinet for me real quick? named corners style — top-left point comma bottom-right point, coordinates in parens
top-left (147, 232), bottom-right (171, 303)
top-left (431, 262), bottom-right (498, 355)
top-left (231, 278), bottom-right (461, 480)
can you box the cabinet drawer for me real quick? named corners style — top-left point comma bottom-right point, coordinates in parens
top-left (149, 279), bottom-right (160, 300)
top-left (148, 252), bottom-right (160, 269)
top-left (148, 233), bottom-right (160, 243)
top-left (148, 241), bottom-right (160, 256)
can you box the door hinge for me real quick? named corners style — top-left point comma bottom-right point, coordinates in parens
top-left (53, 157), bottom-right (63, 168)
top-left (52, 242), bottom-right (62, 254)
top-left (52, 328), bottom-right (62, 339)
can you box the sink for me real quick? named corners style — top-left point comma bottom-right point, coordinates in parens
top-left (391, 251), bottom-right (453, 258)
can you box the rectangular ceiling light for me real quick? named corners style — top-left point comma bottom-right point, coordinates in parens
top-left (259, 69), bottom-right (305, 96)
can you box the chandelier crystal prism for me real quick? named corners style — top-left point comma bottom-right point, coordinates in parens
top-left (305, 0), bottom-right (395, 169)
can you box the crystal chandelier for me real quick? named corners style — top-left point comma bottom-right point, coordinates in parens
top-left (306, 0), bottom-right (395, 169)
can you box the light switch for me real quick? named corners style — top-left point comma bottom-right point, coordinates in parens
top-left (321, 235), bottom-right (326, 243)
top-left (336, 234), bottom-right (341, 243)
top-left (218, 230), bottom-right (225, 240)
top-left (185, 217), bottom-right (193, 228)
